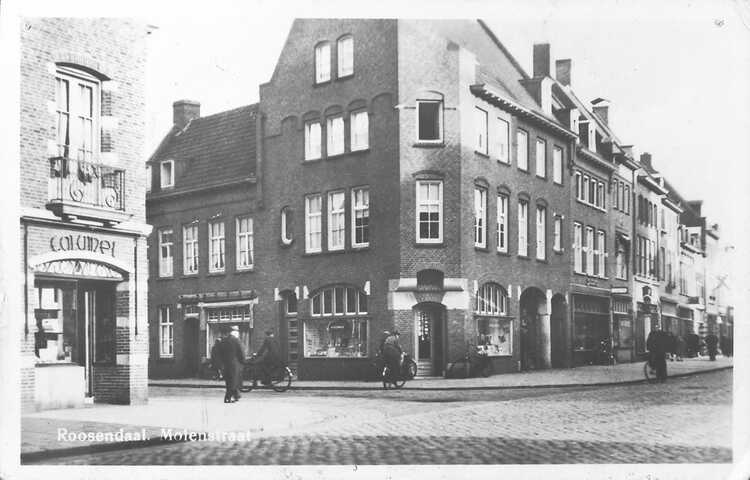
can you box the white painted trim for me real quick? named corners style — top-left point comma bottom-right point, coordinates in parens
top-left (197, 298), bottom-right (258, 309)
top-left (363, 281), bottom-right (371, 295)
top-left (28, 250), bottom-right (132, 275)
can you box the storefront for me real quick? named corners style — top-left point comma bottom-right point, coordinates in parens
top-left (571, 293), bottom-right (611, 366)
top-left (634, 285), bottom-right (659, 358)
top-left (611, 297), bottom-right (633, 363)
top-left (22, 221), bottom-right (149, 411)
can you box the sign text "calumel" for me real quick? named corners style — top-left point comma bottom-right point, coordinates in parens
top-left (50, 234), bottom-right (116, 257)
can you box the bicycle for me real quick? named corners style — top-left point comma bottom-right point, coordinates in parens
top-left (380, 353), bottom-right (416, 389)
top-left (446, 345), bottom-right (492, 378)
top-left (643, 359), bottom-right (658, 384)
top-left (239, 355), bottom-right (293, 393)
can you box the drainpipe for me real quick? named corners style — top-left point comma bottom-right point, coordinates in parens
top-left (134, 237), bottom-right (138, 336)
top-left (24, 222), bottom-right (29, 335)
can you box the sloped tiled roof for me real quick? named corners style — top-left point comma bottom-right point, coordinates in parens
top-left (150, 104), bottom-right (258, 191)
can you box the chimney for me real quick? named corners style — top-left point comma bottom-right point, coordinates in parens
top-left (556, 59), bottom-right (572, 86)
top-left (173, 99), bottom-right (200, 129)
top-left (640, 152), bottom-right (653, 171)
top-left (533, 43), bottom-right (551, 78)
top-left (591, 97), bottom-right (610, 125)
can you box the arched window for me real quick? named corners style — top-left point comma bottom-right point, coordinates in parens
top-left (314, 42), bottom-right (331, 84)
top-left (474, 283), bottom-right (512, 357)
top-left (337, 34), bottom-right (353, 77)
top-left (475, 283), bottom-right (507, 315)
top-left (305, 285), bottom-right (368, 359)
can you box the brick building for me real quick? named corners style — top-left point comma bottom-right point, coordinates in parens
top-left (19, 18), bottom-right (151, 410)
top-left (146, 18), bottom-right (732, 380)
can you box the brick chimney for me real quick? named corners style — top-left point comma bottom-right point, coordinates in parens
top-left (173, 99), bottom-right (200, 129)
top-left (640, 152), bottom-right (653, 171)
top-left (555, 59), bottom-right (572, 86)
top-left (591, 98), bottom-right (610, 125)
top-left (533, 43), bottom-right (551, 78)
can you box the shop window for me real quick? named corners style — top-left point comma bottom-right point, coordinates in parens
top-left (206, 311), bottom-right (251, 359)
top-left (474, 283), bottom-right (511, 356)
top-left (304, 318), bottom-right (368, 358)
top-left (351, 187), bottom-right (369, 248)
top-left (310, 286), bottom-right (367, 317)
top-left (416, 100), bottom-right (442, 143)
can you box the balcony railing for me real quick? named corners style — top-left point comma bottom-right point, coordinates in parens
top-left (47, 157), bottom-right (129, 224)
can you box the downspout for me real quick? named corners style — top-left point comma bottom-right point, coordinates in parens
top-left (567, 138), bottom-right (576, 368)
top-left (24, 222), bottom-right (29, 335)
top-left (255, 110), bottom-right (265, 209)
top-left (134, 236), bottom-right (138, 336)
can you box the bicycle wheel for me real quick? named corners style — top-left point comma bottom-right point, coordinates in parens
top-left (393, 376), bottom-right (406, 389)
top-left (480, 360), bottom-right (493, 377)
top-left (405, 359), bottom-right (418, 380)
top-left (271, 366), bottom-right (292, 392)
top-left (643, 361), bottom-right (657, 384)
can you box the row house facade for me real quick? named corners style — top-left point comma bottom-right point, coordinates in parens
top-left (146, 18), bottom-right (731, 381)
top-left (19, 18), bottom-right (151, 410)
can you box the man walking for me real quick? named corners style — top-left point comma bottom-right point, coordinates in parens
top-left (705, 332), bottom-right (719, 361)
top-left (381, 330), bottom-right (403, 383)
top-left (216, 325), bottom-right (245, 403)
top-left (646, 324), bottom-right (670, 382)
top-left (257, 329), bottom-right (282, 386)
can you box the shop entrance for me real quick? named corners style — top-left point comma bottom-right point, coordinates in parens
top-left (519, 287), bottom-right (546, 371)
top-left (413, 303), bottom-right (445, 377)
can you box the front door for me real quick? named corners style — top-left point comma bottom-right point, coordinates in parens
top-left (414, 305), bottom-right (444, 376)
top-left (183, 317), bottom-right (199, 376)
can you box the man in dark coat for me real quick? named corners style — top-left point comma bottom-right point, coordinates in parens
top-left (646, 325), bottom-right (670, 382)
top-left (705, 332), bottom-right (719, 361)
top-left (216, 325), bottom-right (245, 402)
top-left (257, 329), bottom-right (282, 385)
top-left (381, 330), bottom-right (403, 382)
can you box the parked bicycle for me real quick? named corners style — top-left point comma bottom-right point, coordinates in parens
top-left (643, 358), bottom-right (658, 384)
top-left (590, 338), bottom-right (616, 366)
top-left (239, 355), bottom-right (293, 393)
top-left (379, 353), bottom-right (417, 389)
top-left (446, 345), bottom-right (492, 378)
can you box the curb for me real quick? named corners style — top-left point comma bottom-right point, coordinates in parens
top-left (149, 365), bottom-right (732, 392)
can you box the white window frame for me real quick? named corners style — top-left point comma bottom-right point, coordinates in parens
top-left (496, 117), bottom-right (510, 164)
top-left (597, 231), bottom-right (606, 277)
top-left (585, 226), bottom-right (595, 276)
top-left (416, 180), bottom-right (443, 244)
top-left (574, 222), bottom-right (583, 273)
top-left (475, 107), bottom-right (488, 155)
top-left (535, 138), bottom-right (546, 178)
top-left (350, 110), bottom-right (369, 151)
top-left (55, 67), bottom-right (100, 162)
top-left (553, 216), bottom-right (562, 252)
top-left (281, 207), bottom-right (293, 245)
top-left (582, 175), bottom-right (590, 203)
top-left (575, 171), bottom-right (582, 200)
top-left (146, 165), bottom-right (152, 193)
top-left (160, 160), bottom-right (174, 189)
top-left (475, 283), bottom-right (508, 315)
top-left (553, 146), bottom-right (563, 185)
top-left (183, 223), bottom-right (199, 275)
top-left (337, 35), bottom-right (353, 78)
top-left (159, 306), bottom-right (173, 358)
top-left (517, 200), bottom-right (528, 256)
top-left (497, 194), bottom-right (508, 253)
top-left (315, 42), bottom-right (331, 83)
top-left (516, 129), bottom-right (528, 171)
top-left (208, 221), bottom-right (225, 273)
top-left (536, 205), bottom-right (546, 260)
top-left (326, 115), bottom-right (344, 157)
top-left (236, 216), bottom-right (254, 270)
top-left (327, 190), bottom-right (346, 251)
top-left (598, 181), bottom-right (606, 209)
top-left (474, 187), bottom-right (487, 248)
top-left (351, 187), bottom-right (370, 248)
top-left (305, 194), bottom-right (323, 253)
top-left (416, 100), bottom-right (443, 143)
top-left (304, 121), bottom-right (322, 161)
top-left (158, 228), bottom-right (173, 278)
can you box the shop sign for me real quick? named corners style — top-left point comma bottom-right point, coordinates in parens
top-left (50, 234), bottom-right (116, 257)
top-left (610, 287), bottom-right (628, 295)
top-left (36, 259), bottom-right (123, 280)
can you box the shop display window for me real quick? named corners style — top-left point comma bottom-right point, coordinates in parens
top-left (573, 315), bottom-right (609, 351)
top-left (303, 318), bottom-right (368, 358)
top-left (206, 322), bottom-right (251, 358)
top-left (476, 317), bottom-right (512, 356)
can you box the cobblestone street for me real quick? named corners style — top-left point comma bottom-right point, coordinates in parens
top-left (29, 369), bottom-right (732, 465)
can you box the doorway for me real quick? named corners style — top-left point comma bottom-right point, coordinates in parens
top-left (413, 303), bottom-right (445, 376)
top-left (519, 287), bottom-right (546, 371)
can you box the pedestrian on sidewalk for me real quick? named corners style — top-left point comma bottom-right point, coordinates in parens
top-left (256, 329), bottom-right (282, 386)
top-left (646, 325), bottom-right (669, 382)
top-left (216, 325), bottom-right (245, 403)
top-left (210, 338), bottom-right (224, 380)
top-left (382, 330), bottom-right (403, 383)
top-left (705, 332), bottom-right (719, 361)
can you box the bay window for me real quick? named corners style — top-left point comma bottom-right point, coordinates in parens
top-left (55, 67), bottom-right (99, 161)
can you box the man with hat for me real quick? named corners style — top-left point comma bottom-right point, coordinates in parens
top-left (381, 330), bottom-right (403, 383)
top-left (215, 325), bottom-right (245, 402)
top-left (256, 329), bottom-right (282, 386)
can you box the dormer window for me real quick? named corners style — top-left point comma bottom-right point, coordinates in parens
top-left (160, 160), bottom-right (174, 189)
top-left (314, 42), bottom-right (331, 84)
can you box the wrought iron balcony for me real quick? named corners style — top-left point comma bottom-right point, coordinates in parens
top-left (47, 157), bottom-right (130, 224)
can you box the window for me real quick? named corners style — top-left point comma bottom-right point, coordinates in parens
top-left (55, 67), bottom-right (99, 161)
top-left (535, 138), bottom-right (546, 178)
top-left (536, 205), bottom-right (546, 260)
top-left (475, 107), bottom-right (488, 154)
top-left (304, 121), bottom-right (322, 161)
top-left (624, 185), bottom-right (630, 214)
top-left (614, 181), bottom-right (620, 210)
top-left (574, 223), bottom-right (583, 273)
top-left (417, 100), bottom-right (442, 142)
top-left (588, 177), bottom-right (596, 205)
top-left (497, 194), bottom-right (508, 253)
top-left (208, 221), bottom-right (225, 272)
top-left (311, 286), bottom-right (367, 317)
top-left (474, 187), bottom-right (487, 248)
top-left (326, 116), bottom-right (344, 156)
top-left (315, 42), bottom-right (331, 83)
top-left (585, 227), bottom-right (594, 275)
top-left (594, 230), bottom-right (606, 277)
top-left (159, 306), bottom-right (173, 358)
top-left (281, 207), bottom-right (293, 245)
top-left (352, 187), bottom-right (370, 248)
top-left (598, 182), bottom-right (606, 209)
top-left (516, 129), bottom-right (528, 171)
top-left (575, 172), bottom-right (582, 200)
top-left (285, 291), bottom-right (298, 316)
top-left (327, 191), bottom-right (345, 251)
top-left (553, 216), bottom-right (562, 252)
top-left (475, 283), bottom-right (511, 356)
top-left (160, 160), bottom-right (174, 189)
top-left (350, 110), bottom-right (369, 151)
top-left (183, 224), bottom-right (199, 275)
top-left (497, 118), bottom-right (510, 163)
top-left (306, 286), bottom-right (368, 358)
top-left (146, 165), bottom-right (152, 193)
top-left (582, 175), bottom-right (590, 203)
top-left (475, 283), bottom-right (508, 315)
top-left (616, 241), bottom-right (628, 280)
top-left (416, 180), bottom-right (442, 243)
top-left (337, 35), bottom-right (353, 77)
top-left (305, 194), bottom-right (322, 253)
top-left (517, 200), bottom-right (528, 256)
top-left (158, 228), bottom-right (173, 277)
top-left (553, 146), bottom-right (563, 184)
top-left (236, 216), bottom-right (254, 270)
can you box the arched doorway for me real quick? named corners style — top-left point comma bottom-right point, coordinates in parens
top-left (413, 302), bottom-right (446, 376)
top-left (519, 287), bottom-right (548, 371)
top-left (550, 293), bottom-right (567, 368)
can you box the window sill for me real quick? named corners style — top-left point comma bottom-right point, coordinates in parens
top-left (535, 258), bottom-right (548, 264)
top-left (553, 181), bottom-right (563, 187)
top-left (474, 150), bottom-right (489, 159)
top-left (414, 241), bottom-right (445, 248)
top-left (326, 152), bottom-right (347, 160)
top-left (351, 245), bottom-right (370, 251)
top-left (474, 245), bottom-right (490, 252)
top-left (349, 147), bottom-right (370, 155)
top-left (336, 73), bottom-right (354, 81)
top-left (303, 157), bottom-right (323, 164)
top-left (536, 174), bottom-right (547, 181)
top-left (553, 249), bottom-right (564, 255)
top-left (518, 167), bottom-right (529, 173)
top-left (180, 274), bottom-right (200, 279)
top-left (313, 80), bottom-right (332, 87)
top-left (157, 357), bottom-right (175, 363)
top-left (207, 271), bottom-right (226, 277)
top-left (517, 254), bottom-right (531, 261)
top-left (234, 267), bottom-right (255, 274)
top-left (496, 250), bottom-right (510, 257)
top-left (497, 159), bottom-right (511, 166)
top-left (412, 141), bottom-right (444, 148)
top-left (156, 275), bottom-right (175, 281)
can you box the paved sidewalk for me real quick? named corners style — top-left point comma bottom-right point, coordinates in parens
top-left (150, 355), bottom-right (733, 390)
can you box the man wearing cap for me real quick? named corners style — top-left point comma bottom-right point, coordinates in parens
top-left (256, 329), bottom-right (282, 386)
top-left (216, 325), bottom-right (245, 402)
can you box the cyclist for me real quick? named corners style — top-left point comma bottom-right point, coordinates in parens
top-left (256, 329), bottom-right (282, 386)
top-left (381, 330), bottom-right (404, 383)
top-left (646, 324), bottom-right (670, 382)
